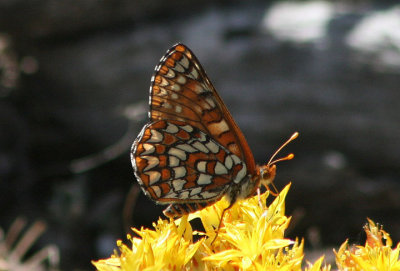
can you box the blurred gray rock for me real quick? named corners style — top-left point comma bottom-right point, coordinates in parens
top-left (0, 0), bottom-right (218, 39)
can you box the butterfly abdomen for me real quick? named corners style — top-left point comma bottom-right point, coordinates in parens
top-left (163, 201), bottom-right (217, 218)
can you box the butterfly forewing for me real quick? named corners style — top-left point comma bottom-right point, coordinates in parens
top-left (149, 44), bottom-right (256, 175)
top-left (131, 43), bottom-right (261, 218)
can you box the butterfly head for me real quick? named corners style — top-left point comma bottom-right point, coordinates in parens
top-left (257, 132), bottom-right (298, 190)
top-left (257, 164), bottom-right (277, 187)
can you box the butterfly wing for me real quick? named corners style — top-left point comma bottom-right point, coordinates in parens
top-left (132, 120), bottom-right (247, 209)
top-left (132, 44), bottom-right (257, 217)
top-left (149, 43), bottom-right (256, 175)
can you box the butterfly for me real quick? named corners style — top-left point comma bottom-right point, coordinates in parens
top-left (131, 43), bottom-right (297, 221)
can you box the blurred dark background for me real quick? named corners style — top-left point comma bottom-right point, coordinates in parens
top-left (1, 0), bottom-right (399, 270)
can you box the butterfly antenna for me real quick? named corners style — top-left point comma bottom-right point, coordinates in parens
top-left (267, 132), bottom-right (298, 167)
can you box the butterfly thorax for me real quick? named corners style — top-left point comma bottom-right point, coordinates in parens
top-left (224, 164), bottom-right (276, 207)
top-left (231, 164), bottom-right (275, 201)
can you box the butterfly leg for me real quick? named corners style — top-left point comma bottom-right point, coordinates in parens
top-left (266, 182), bottom-right (279, 197)
top-left (210, 200), bottom-right (237, 246)
top-left (257, 187), bottom-right (263, 208)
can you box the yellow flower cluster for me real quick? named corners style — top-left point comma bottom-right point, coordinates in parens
top-left (335, 218), bottom-right (400, 270)
top-left (93, 184), bottom-right (329, 270)
top-left (92, 184), bottom-right (400, 271)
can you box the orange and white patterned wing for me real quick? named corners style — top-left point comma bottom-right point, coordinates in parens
top-left (132, 119), bottom-right (247, 217)
top-left (149, 43), bottom-right (256, 175)
top-left (131, 44), bottom-right (255, 217)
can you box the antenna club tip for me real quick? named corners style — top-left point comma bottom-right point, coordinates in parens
top-left (291, 132), bottom-right (299, 140)
top-left (266, 131), bottom-right (298, 166)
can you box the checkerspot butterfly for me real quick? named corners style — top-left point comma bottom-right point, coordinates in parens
top-left (131, 43), bottom-right (297, 221)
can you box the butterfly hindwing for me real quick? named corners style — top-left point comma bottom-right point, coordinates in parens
top-left (132, 120), bottom-right (247, 204)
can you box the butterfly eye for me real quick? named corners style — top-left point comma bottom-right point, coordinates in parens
top-left (262, 170), bottom-right (270, 180)
top-left (260, 164), bottom-right (275, 181)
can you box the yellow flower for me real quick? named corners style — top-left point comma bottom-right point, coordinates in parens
top-left (305, 256), bottom-right (331, 271)
top-left (93, 184), bottom-right (330, 271)
top-left (93, 216), bottom-right (204, 271)
top-left (200, 183), bottom-right (304, 270)
top-left (335, 218), bottom-right (400, 270)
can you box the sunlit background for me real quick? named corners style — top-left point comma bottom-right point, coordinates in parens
top-left (1, 1), bottom-right (399, 270)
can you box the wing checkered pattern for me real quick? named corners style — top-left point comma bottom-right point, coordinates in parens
top-left (131, 44), bottom-right (268, 218)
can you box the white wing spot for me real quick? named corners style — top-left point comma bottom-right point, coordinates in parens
top-left (165, 122), bottom-right (179, 134)
top-left (180, 56), bottom-right (190, 69)
top-left (205, 140), bottom-right (219, 154)
top-left (197, 161), bottom-right (207, 172)
top-left (176, 143), bottom-right (197, 153)
top-left (215, 161), bottom-right (228, 175)
top-left (159, 76), bottom-right (169, 86)
top-left (190, 187), bottom-right (202, 196)
top-left (150, 185), bottom-right (162, 198)
top-left (205, 97), bottom-right (216, 108)
top-left (165, 68), bottom-right (175, 78)
top-left (172, 179), bottom-right (186, 191)
top-left (177, 75), bottom-right (186, 84)
top-left (193, 83), bottom-right (206, 94)
top-left (171, 93), bottom-right (179, 99)
top-left (179, 191), bottom-right (190, 199)
top-left (174, 63), bottom-right (185, 73)
top-left (198, 132), bottom-right (207, 142)
top-left (162, 102), bottom-right (172, 109)
top-left (147, 129), bottom-right (163, 143)
top-left (197, 174), bottom-right (213, 185)
top-left (168, 147), bottom-right (187, 160)
top-left (141, 143), bottom-right (155, 155)
top-left (173, 166), bottom-right (186, 179)
top-left (157, 87), bottom-right (168, 96)
top-left (225, 155), bottom-right (233, 170)
top-left (175, 105), bottom-right (182, 113)
top-left (171, 84), bottom-right (181, 91)
top-left (231, 154), bottom-right (242, 165)
top-left (192, 141), bottom-right (209, 153)
top-left (169, 156), bottom-right (180, 167)
top-left (164, 191), bottom-right (179, 199)
top-left (147, 171), bottom-right (161, 185)
top-left (234, 164), bottom-right (247, 184)
top-left (142, 156), bottom-right (159, 171)
top-left (180, 124), bottom-right (193, 133)
top-left (201, 190), bottom-right (220, 199)
top-left (190, 68), bottom-right (198, 79)
top-left (208, 119), bottom-right (229, 134)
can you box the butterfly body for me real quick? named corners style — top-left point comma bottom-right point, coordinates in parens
top-left (131, 44), bottom-right (277, 218)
